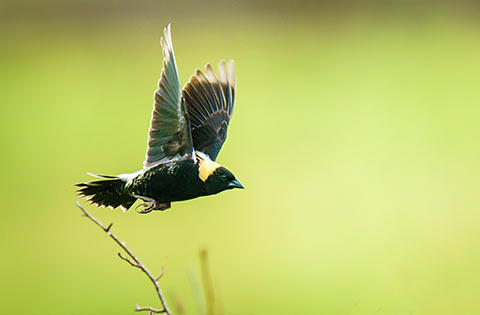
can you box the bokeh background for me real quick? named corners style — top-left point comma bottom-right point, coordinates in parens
top-left (1, 0), bottom-right (480, 314)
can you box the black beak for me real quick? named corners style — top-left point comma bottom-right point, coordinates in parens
top-left (227, 179), bottom-right (244, 189)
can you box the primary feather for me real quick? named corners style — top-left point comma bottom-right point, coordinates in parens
top-left (182, 60), bottom-right (236, 161)
top-left (144, 24), bottom-right (194, 168)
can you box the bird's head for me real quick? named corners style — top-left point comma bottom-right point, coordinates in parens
top-left (197, 157), bottom-right (243, 195)
top-left (197, 153), bottom-right (243, 195)
top-left (204, 166), bottom-right (243, 195)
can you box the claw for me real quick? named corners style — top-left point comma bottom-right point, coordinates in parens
top-left (135, 202), bottom-right (154, 214)
top-left (133, 195), bottom-right (170, 213)
top-left (136, 207), bottom-right (154, 214)
top-left (134, 195), bottom-right (157, 214)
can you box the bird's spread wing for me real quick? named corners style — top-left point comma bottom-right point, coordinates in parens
top-left (182, 60), bottom-right (236, 161)
top-left (144, 24), bottom-right (194, 168)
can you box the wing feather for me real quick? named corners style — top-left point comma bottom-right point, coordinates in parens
top-left (144, 24), bottom-right (194, 168)
top-left (182, 60), bottom-right (236, 161)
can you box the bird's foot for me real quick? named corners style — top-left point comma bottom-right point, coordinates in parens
top-left (134, 195), bottom-right (171, 214)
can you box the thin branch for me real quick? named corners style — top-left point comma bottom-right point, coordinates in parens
top-left (135, 304), bottom-right (165, 313)
top-left (76, 202), bottom-right (172, 315)
top-left (118, 252), bottom-right (139, 268)
top-left (156, 257), bottom-right (168, 281)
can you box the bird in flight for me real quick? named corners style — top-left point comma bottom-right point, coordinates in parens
top-left (76, 24), bottom-right (243, 213)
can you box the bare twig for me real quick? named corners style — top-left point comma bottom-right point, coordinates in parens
top-left (155, 257), bottom-right (168, 281)
top-left (118, 252), bottom-right (139, 268)
top-left (76, 202), bottom-right (172, 315)
top-left (135, 304), bottom-right (165, 313)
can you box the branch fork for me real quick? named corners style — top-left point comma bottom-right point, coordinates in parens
top-left (76, 202), bottom-right (172, 315)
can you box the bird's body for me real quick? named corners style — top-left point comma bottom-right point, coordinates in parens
top-left (76, 25), bottom-right (243, 213)
top-left (131, 158), bottom-right (205, 204)
top-left (129, 153), bottom-right (232, 204)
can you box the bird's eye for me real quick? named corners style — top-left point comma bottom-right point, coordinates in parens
top-left (220, 174), bottom-right (228, 180)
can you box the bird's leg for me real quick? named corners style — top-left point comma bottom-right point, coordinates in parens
top-left (134, 195), bottom-right (157, 213)
top-left (134, 195), bottom-right (171, 214)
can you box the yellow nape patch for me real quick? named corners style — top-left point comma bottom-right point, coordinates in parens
top-left (198, 159), bottom-right (221, 182)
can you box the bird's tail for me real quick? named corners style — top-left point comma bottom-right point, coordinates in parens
top-left (76, 174), bottom-right (137, 211)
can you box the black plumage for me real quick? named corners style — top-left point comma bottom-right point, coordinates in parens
top-left (76, 24), bottom-right (243, 213)
top-left (183, 62), bottom-right (235, 161)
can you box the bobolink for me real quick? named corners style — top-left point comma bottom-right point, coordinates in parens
top-left (76, 24), bottom-right (243, 213)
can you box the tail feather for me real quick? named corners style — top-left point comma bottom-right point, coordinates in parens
top-left (76, 176), bottom-right (136, 211)
top-left (86, 173), bottom-right (118, 179)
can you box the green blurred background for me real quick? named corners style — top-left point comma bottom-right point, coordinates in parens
top-left (1, 0), bottom-right (480, 314)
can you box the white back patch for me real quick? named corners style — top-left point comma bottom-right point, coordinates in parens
top-left (117, 169), bottom-right (144, 183)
